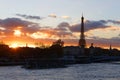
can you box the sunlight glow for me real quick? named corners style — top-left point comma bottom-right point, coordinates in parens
top-left (14, 30), bottom-right (22, 37)
top-left (9, 42), bottom-right (36, 48)
top-left (30, 32), bottom-right (48, 39)
top-left (10, 43), bottom-right (19, 48)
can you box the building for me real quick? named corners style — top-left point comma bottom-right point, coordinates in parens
top-left (64, 15), bottom-right (87, 57)
top-left (79, 15), bottom-right (86, 48)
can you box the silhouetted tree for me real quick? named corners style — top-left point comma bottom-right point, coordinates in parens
top-left (52, 39), bottom-right (64, 47)
top-left (49, 39), bottom-right (64, 58)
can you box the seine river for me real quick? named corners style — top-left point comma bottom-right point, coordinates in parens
top-left (0, 63), bottom-right (120, 80)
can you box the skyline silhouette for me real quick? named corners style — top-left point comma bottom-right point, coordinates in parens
top-left (0, 0), bottom-right (119, 49)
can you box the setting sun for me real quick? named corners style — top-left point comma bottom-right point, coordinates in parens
top-left (9, 43), bottom-right (19, 48)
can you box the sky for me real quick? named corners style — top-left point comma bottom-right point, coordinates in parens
top-left (0, 0), bottom-right (120, 49)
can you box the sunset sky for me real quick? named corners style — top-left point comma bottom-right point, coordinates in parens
top-left (0, 0), bottom-right (120, 49)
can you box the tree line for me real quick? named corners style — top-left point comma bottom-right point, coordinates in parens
top-left (0, 39), bottom-right (64, 62)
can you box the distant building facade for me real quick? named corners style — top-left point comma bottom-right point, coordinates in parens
top-left (63, 46), bottom-right (80, 56)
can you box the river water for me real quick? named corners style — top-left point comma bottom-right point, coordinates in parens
top-left (0, 63), bottom-right (120, 80)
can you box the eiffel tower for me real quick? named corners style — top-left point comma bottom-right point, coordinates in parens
top-left (79, 15), bottom-right (86, 48)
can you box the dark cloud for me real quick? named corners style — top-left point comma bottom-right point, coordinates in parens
top-left (55, 27), bottom-right (67, 31)
top-left (58, 22), bottom-right (70, 28)
top-left (23, 24), bottom-right (40, 33)
top-left (70, 23), bottom-right (80, 32)
top-left (85, 20), bottom-right (108, 31)
top-left (0, 18), bottom-right (32, 28)
top-left (38, 28), bottom-right (72, 39)
top-left (1, 17), bottom-right (117, 38)
top-left (0, 18), bottom-right (40, 34)
top-left (69, 20), bottom-right (109, 32)
top-left (68, 20), bottom-right (120, 32)
top-left (107, 20), bottom-right (120, 24)
top-left (55, 22), bottom-right (70, 31)
top-left (53, 22), bottom-right (73, 38)
top-left (55, 31), bottom-right (72, 37)
top-left (37, 22), bottom-right (71, 38)
top-left (16, 14), bottom-right (42, 20)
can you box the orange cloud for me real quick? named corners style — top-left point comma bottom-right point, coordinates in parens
top-left (61, 16), bottom-right (71, 19)
top-left (48, 13), bottom-right (57, 18)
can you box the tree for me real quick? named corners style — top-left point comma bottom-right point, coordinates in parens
top-left (52, 39), bottom-right (64, 47)
top-left (49, 39), bottom-right (64, 58)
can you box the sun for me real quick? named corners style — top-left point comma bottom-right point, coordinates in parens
top-left (10, 43), bottom-right (19, 48)
top-left (14, 30), bottom-right (22, 37)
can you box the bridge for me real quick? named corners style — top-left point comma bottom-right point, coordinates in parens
top-left (91, 56), bottom-right (120, 62)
